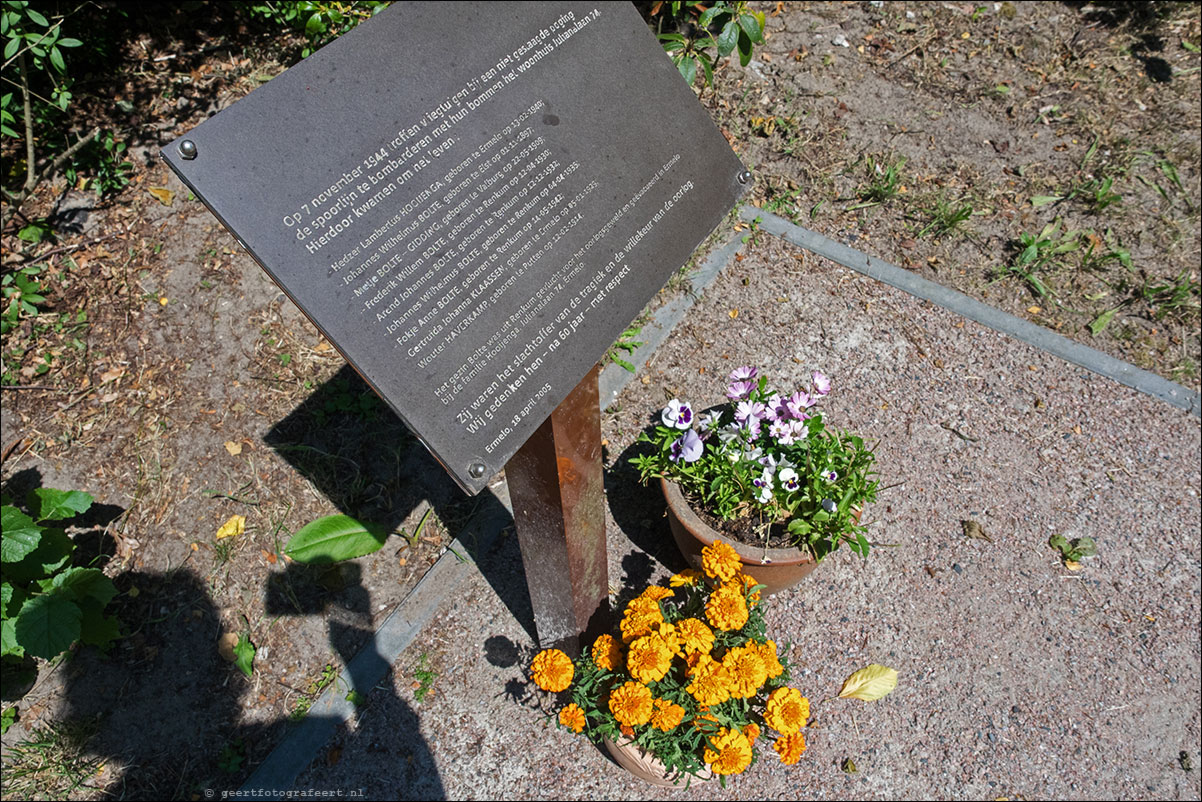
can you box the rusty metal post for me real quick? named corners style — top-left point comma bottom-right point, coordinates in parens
top-left (505, 363), bottom-right (608, 652)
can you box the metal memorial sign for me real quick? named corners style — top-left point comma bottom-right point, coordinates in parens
top-left (164, 1), bottom-right (747, 494)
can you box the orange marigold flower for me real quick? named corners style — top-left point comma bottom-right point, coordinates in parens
top-left (627, 635), bottom-right (674, 684)
top-left (728, 573), bottom-right (762, 605)
top-left (669, 569), bottom-right (702, 587)
top-left (722, 644), bottom-right (768, 699)
top-left (705, 584), bottom-right (749, 631)
top-left (591, 634), bottom-right (624, 671)
top-left (620, 723), bottom-right (635, 738)
top-left (676, 617), bottom-right (715, 655)
top-left (609, 681), bottom-right (654, 728)
top-left (756, 639), bottom-right (785, 680)
top-left (765, 687), bottom-right (810, 735)
top-left (648, 620), bottom-right (681, 656)
top-left (686, 654), bottom-right (731, 707)
top-left (650, 698), bottom-right (685, 732)
top-left (773, 731), bottom-right (807, 764)
top-left (701, 540), bottom-right (742, 582)
top-left (530, 648), bottom-right (574, 692)
top-left (704, 728), bottom-right (753, 775)
top-left (558, 703), bottom-right (586, 734)
top-left (640, 585), bottom-right (674, 601)
top-left (620, 598), bottom-right (664, 643)
top-left (743, 722), bottom-right (761, 742)
top-left (624, 596), bottom-right (661, 618)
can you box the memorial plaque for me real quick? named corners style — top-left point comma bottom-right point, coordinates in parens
top-left (164, 1), bottom-right (747, 494)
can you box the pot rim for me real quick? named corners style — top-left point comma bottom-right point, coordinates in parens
top-left (660, 476), bottom-right (817, 567)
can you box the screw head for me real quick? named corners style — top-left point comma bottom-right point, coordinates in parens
top-left (178, 140), bottom-right (198, 160)
top-left (468, 462), bottom-right (487, 479)
top-left (737, 170), bottom-right (752, 185)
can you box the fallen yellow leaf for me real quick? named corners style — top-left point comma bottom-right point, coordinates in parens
top-left (839, 664), bottom-right (898, 701)
top-left (224, 440), bottom-right (243, 456)
top-left (148, 186), bottom-right (175, 206)
top-left (1065, 559), bottom-right (1082, 571)
top-left (216, 514), bottom-right (245, 540)
top-left (1028, 305), bottom-right (1041, 314)
top-left (217, 632), bottom-right (238, 662)
top-left (729, 309), bottom-right (739, 319)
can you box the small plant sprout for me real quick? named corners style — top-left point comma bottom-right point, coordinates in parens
top-left (850, 154), bottom-right (906, 209)
top-left (1048, 534), bottom-right (1097, 570)
top-left (917, 196), bottom-right (974, 239)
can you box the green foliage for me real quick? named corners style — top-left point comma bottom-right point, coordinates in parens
top-left (606, 322), bottom-right (644, 373)
top-left (1, 488), bottom-right (120, 667)
top-left (243, 1), bottom-right (389, 58)
top-left (650, 1), bottom-right (765, 87)
top-left (917, 196), bottom-right (974, 239)
top-left (1, 263), bottom-right (46, 335)
top-left (994, 220), bottom-right (1080, 298)
top-left (412, 653), bottom-right (437, 702)
top-left (1, 1), bottom-right (82, 115)
top-left (1048, 534), bottom-right (1097, 564)
top-left (233, 631), bottom-right (255, 678)
top-left (850, 154), bottom-right (906, 209)
top-left (0, 704), bottom-right (15, 733)
top-left (282, 514), bottom-right (389, 564)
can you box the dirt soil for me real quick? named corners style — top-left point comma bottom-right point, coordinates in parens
top-left (1, 2), bottom-right (1199, 799)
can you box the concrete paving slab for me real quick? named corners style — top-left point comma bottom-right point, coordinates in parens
top-left (237, 225), bottom-right (1199, 801)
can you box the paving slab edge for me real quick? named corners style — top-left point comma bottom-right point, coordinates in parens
top-left (237, 203), bottom-right (1200, 796)
top-left (741, 206), bottom-right (1201, 418)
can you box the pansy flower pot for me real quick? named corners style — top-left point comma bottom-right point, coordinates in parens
top-left (663, 477), bottom-right (843, 595)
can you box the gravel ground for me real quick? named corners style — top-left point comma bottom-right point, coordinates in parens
top-left (288, 230), bottom-right (1201, 800)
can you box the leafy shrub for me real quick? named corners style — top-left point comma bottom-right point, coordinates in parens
top-left (1, 488), bottom-right (120, 665)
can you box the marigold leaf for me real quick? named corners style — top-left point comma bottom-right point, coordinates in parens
top-left (838, 664), bottom-right (898, 701)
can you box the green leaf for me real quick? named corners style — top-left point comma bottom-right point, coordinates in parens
top-left (14, 593), bottom-right (81, 660)
top-left (678, 55), bottom-right (697, 85)
top-left (1071, 537), bottom-right (1097, 558)
top-left (234, 632), bottom-right (255, 678)
top-left (48, 568), bottom-right (116, 607)
top-left (1, 705), bottom-right (16, 734)
top-left (48, 44), bottom-right (63, 72)
top-left (78, 598), bottom-right (120, 648)
top-left (29, 488), bottom-right (93, 521)
top-left (304, 11), bottom-right (326, 37)
top-left (1048, 533), bottom-right (1069, 554)
top-left (716, 20), bottom-right (739, 57)
top-left (3, 36), bottom-right (19, 60)
top-left (25, 8), bottom-right (48, 26)
top-left (3, 527), bottom-right (73, 583)
top-left (282, 514), bottom-right (390, 564)
top-left (738, 28), bottom-right (753, 65)
top-left (738, 12), bottom-right (764, 44)
top-left (1, 506), bottom-right (41, 562)
top-left (57, 37), bottom-right (81, 47)
top-left (1088, 308), bottom-right (1117, 335)
top-left (1030, 195), bottom-right (1062, 207)
top-left (1, 617), bottom-right (23, 657)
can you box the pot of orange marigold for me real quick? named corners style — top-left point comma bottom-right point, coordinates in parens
top-left (528, 540), bottom-right (813, 788)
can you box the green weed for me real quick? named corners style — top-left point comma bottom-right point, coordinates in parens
top-left (0, 718), bottom-right (102, 798)
top-left (850, 154), bottom-right (906, 209)
top-left (994, 220), bottom-right (1079, 298)
top-left (289, 663), bottom-right (339, 722)
top-left (606, 321), bottom-right (645, 374)
top-left (916, 196), bottom-right (973, 239)
top-left (412, 653), bottom-right (437, 702)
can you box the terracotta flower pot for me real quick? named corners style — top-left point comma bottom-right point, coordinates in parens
top-left (602, 735), bottom-right (713, 788)
top-left (662, 477), bottom-right (821, 595)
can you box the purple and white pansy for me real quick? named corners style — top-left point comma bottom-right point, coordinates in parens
top-left (661, 399), bottom-right (694, 429)
top-left (669, 429), bottom-right (703, 463)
